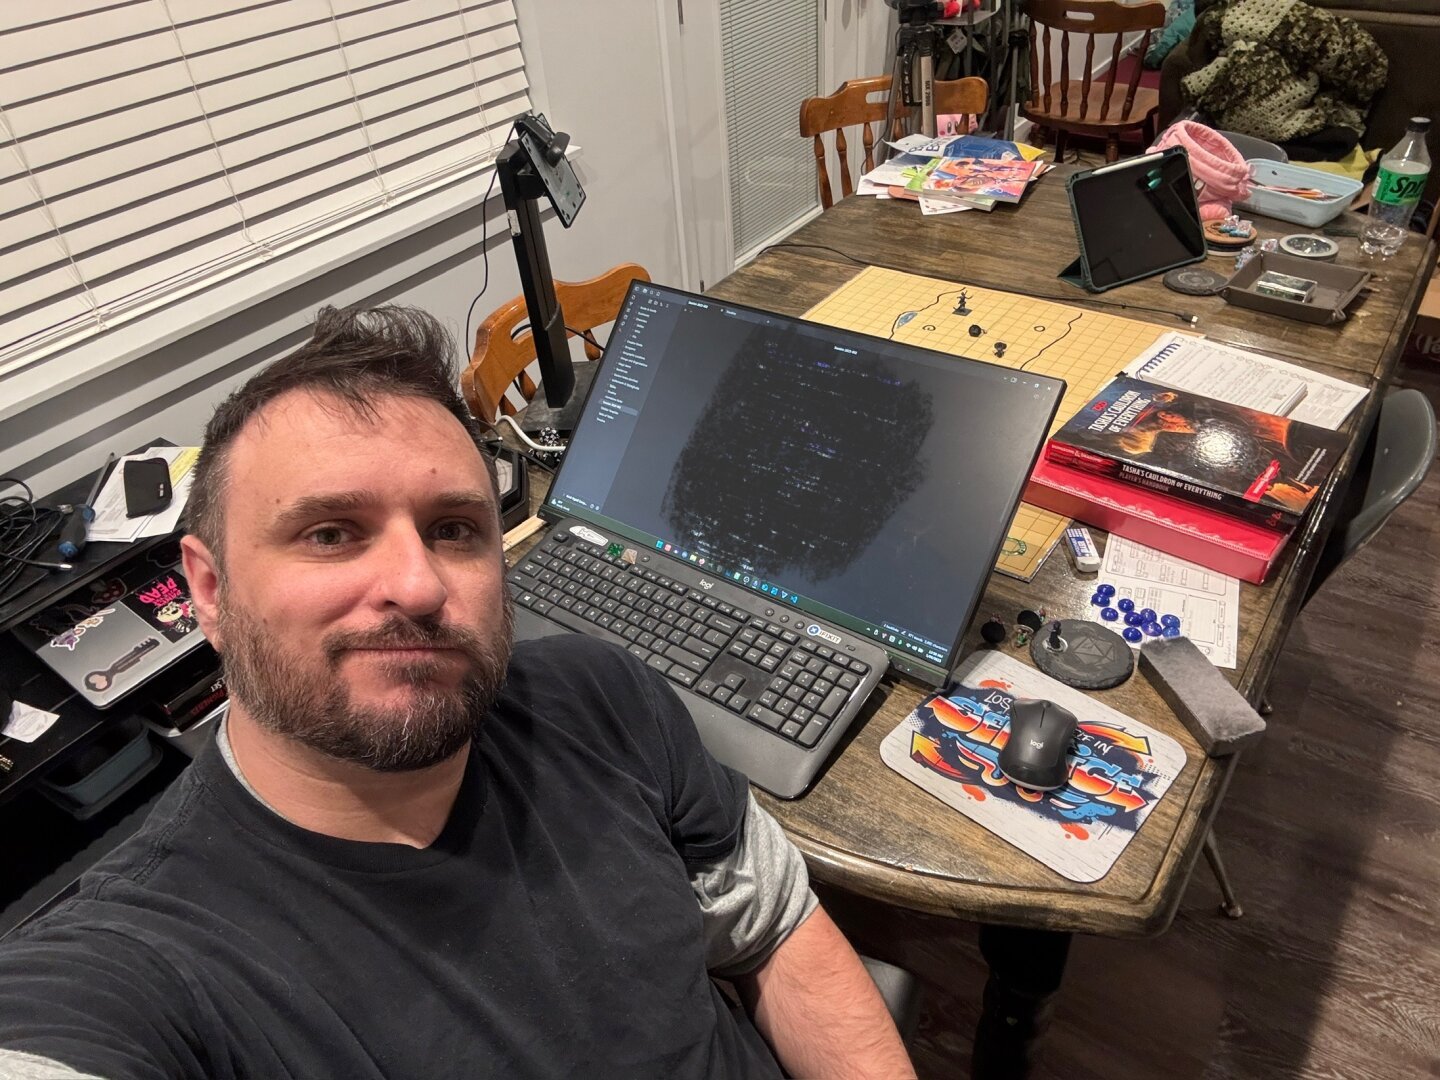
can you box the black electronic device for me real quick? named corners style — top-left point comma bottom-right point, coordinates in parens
top-left (122, 458), bottom-right (172, 517)
top-left (496, 113), bottom-right (586, 423)
top-left (1060, 146), bottom-right (1206, 293)
top-left (507, 280), bottom-right (1066, 798)
top-left (998, 698), bottom-right (1079, 791)
top-left (492, 445), bottom-right (531, 532)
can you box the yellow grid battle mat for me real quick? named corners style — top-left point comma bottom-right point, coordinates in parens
top-left (804, 265), bottom-right (1166, 579)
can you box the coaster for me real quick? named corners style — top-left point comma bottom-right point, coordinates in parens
top-left (1162, 266), bottom-right (1228, 296)
top-left (1203, 220), bottom-right (1257, 250)
top-left (1030, 619), bottom-right (1134, 690)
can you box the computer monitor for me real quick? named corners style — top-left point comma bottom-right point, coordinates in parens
top-left (542, 282), bottom-right (1066, 685)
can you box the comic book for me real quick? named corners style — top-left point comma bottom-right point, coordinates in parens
top-left (921, 155), bottom-right (1045, 205)
top-left (1046, 376), bottom-right (1348, 531)
top-left (879, 651), bottom-right (1187, 883)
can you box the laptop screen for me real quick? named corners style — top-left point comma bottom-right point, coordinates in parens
top-left (543, 282), bottom-right (1065, 684)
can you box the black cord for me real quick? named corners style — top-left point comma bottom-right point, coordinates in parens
top-left (462, 165), bottom-right (502, 352)
top-left (0, 478), bottom-right (69, 606)
top-left (462, 120), bottom-right (525, 352)
top-left (758, 241), bottom-right (1199, 325)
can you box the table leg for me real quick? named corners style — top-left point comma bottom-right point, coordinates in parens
top-left (971, 924), bottom-right (1072, 1080)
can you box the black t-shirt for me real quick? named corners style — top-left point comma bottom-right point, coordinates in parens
top-left (0, 637), bottom-right (778, 1079)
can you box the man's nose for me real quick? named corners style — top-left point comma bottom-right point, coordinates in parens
top-left (372, 526), bottom-right (447, 616)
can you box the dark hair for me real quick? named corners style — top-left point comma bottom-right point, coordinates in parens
top-left (186, 305), bottom-right (494, 562)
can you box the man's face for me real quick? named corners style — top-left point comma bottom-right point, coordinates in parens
top-left (181, 390), bottom-right (512, 771)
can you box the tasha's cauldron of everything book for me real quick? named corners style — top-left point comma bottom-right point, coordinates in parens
top-left (1045, 376), bottom-right (1347, 531)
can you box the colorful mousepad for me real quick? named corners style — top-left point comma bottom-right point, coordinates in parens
top-left (880, 651), bottom-right (1188, 883)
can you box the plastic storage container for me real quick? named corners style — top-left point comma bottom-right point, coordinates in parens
top-left (1235, 160), bottom-right (1363, 227)
top-left (38, 716), bottom-right (162, 820)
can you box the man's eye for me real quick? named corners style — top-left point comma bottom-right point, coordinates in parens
top-left (306, 526), bottom-right (350, 547)
top-left (434, 520), bottom-right (479, 543)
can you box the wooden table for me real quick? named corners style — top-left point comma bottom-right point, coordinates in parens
top-left (691, 169), bottom-right (1435, 1073)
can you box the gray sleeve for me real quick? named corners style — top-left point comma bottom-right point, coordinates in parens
top-left (0, 1049), bottom-right (103, 1080)
top-left (689, 792), bottom-right (819, 979)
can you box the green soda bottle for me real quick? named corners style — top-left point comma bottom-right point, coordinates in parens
top-left (1360, 117), bottom-right (1431, 257)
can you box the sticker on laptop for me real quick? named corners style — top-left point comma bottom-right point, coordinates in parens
top-left (125, 573), bottom-right (199, 642)
top-left (568, 525), bottom-right (609, 546)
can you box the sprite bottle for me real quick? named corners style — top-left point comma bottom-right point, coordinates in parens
top-left (1360, 117), bottom-right (1431, 257)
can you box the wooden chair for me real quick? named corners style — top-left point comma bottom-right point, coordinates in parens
top-left (799, 75), bottom-right (989, 208)
top-left (1021, 0), bottom-right (1165, 163)
top-left (460, 263), bottom-right (649, 423)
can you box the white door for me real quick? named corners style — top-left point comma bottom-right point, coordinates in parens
top-left (663, 0), bottom-right (869, 288)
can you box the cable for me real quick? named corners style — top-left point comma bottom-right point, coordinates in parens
top-left (759, 241), bottom-right (1199, 325)
top-left (493, 414), bottom-right (567, 455)
top-left (1, 478), bottom-right (71, 606)
top-left (462, 119), bottom-right (524, 352)
top-left (462, 165), bottom-right (502, 352)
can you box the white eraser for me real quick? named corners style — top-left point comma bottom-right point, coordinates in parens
top-left (1064, 526), bottom-right (1102, 573)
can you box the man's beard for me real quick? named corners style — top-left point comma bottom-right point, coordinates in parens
top-left (216, 593), bottom-right (514, 772)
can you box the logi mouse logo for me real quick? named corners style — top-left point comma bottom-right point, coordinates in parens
top-left (807, 624), bottom-right (841, 644)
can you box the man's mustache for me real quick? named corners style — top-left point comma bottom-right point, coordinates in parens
top-left (324, 616), bottom-right (491, 664)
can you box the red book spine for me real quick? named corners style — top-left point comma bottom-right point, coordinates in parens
top-left (1045, 439), bottom-right (1294, 532)
top-left (1025, 458), bottom-right (1292, 585)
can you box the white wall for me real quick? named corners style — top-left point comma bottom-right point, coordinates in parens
top-left (1, 1), bottom-right (686, 498)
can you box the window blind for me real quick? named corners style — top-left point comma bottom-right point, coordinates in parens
top-left (719, 0), bottom-right (818, 258)
top-left (0, 0), bottom-right (531, 377)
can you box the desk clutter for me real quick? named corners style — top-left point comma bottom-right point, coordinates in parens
top-left (1025, 329), bottom-right (1369, 591)
top-left (880, 651), bottom-right (1187, 883)
top-left (855, 133), bottom-right (1051, 215)
top-left (806, 266), bottom-right (1167, 580)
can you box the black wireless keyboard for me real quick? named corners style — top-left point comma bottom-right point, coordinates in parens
top-left (507, 524), bottom-right (889, 798)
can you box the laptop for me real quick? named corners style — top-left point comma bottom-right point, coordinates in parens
top-left (508, 282), bottom-right (1065, 798)
top-left (12, 538), bottom-right (207, 710)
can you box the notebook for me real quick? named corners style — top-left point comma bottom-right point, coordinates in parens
top-left (12, 539), bottom-right (207, 709)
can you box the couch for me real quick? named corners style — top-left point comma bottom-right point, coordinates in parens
top-left (1159, 0), bottom-right (1440, 201)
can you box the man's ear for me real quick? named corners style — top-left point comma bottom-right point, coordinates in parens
top-left (181, 534), bottom-right (224, 650)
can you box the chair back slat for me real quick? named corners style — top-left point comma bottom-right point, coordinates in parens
top-left (1042, 25), bottom-right (1054, 113)
top-left (1122, 29), bottom-right (1155, 118)
top-left (1080, 36), bottom-right (1095, 119)
top-left (798, 75), bottom-right (893, 209)
top-left (1098, 34), bottom-right (1120, 119)
top-left (1059, 30), bottom-right (1071, 115)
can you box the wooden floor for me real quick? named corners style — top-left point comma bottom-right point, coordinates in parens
top-left (824, 359), bottom-right (1440, 1079)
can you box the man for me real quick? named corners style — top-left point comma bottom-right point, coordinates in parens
top-left (0, 307), bottom-right (914, 1079)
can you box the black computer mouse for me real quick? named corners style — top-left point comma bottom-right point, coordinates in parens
top-left (998, 698), bottom-right (1079, 792)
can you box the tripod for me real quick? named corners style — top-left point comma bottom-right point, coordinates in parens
top-left (884, 0), bottom-right (1030, 144)
top-left (891, 20), bottom-right (942, 139)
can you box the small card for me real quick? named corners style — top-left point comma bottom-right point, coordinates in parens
top-left (4, 702), bottom-right (61, 744)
